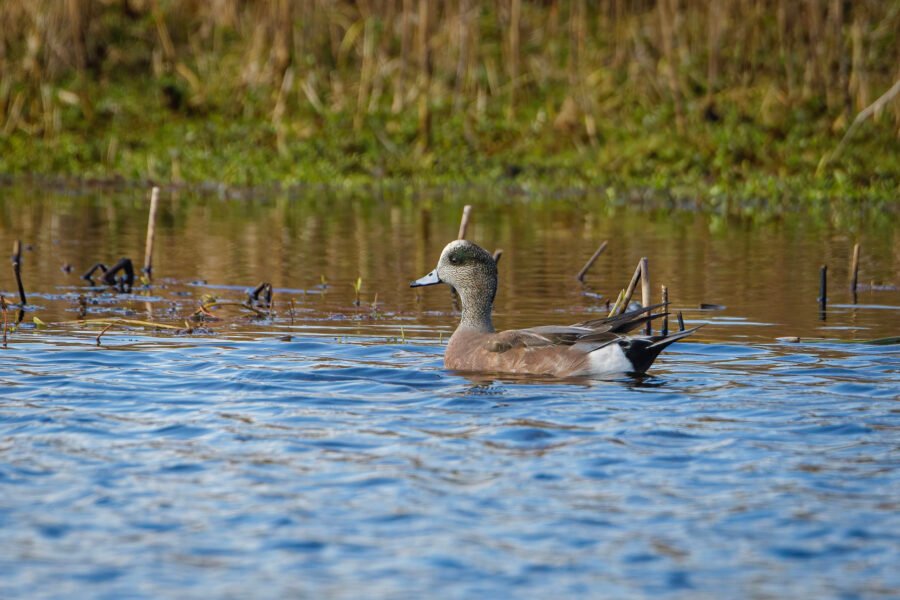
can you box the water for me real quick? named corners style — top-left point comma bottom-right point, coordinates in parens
top-left (1, 183), bottom-right (898, 598)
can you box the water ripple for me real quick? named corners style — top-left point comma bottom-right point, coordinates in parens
top-left (1, 333), bottom-right (898, 599)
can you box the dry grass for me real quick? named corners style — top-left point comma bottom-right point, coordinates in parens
top-left (0, 0), bottom-right (897, 157)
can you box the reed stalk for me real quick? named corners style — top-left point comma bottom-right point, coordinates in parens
top-left (576, 241), bottom-right (608, 283)
top-left (640, 257), bottom-right (651, 334)
top-left (607, 289), bottom-right (626, 318)
top-left (661, 285), bottom-right (669, 336)
top-left (507, 0), bottom-right (521, 117)
top-left (617, 259), bottom-right (643, 316)
top-left (416, 0), bottom-right (431, 151)
top-left (143, 186), bottom-right (160, 279)
top-left (458, 205), bottom-right (472, 240)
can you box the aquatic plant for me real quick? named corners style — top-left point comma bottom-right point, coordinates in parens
top-left (353, 276), bottom-right (363, 307)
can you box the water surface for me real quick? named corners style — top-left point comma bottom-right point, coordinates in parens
top-left (0, 183), bottom-right (898, 598)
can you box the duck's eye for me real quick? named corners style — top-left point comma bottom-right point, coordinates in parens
top-left (448, 254), bottom-right (460, 265)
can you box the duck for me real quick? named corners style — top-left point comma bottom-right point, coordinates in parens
top-left (410, 239), bottom-right (700, 378)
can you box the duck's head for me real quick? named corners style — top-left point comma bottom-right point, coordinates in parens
top-left (411, 240), bottom-right (498, 304)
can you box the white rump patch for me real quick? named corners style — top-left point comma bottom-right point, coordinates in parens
top-left (588, 343), bottom-right (633, 375)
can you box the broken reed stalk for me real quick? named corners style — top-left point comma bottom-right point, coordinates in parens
top-left (202, 300), bottom-right (268, 318)
top-left (492, 249), bottom-right (503, 264)
top-left (617, 259), bottom-right (644, 316)
top-left (289, 297), bottom-right (296, 325)
top-left (450, 204), bottom-right (473, 307)
top-left (143, 186), bottom-right (160, 279)
top-left (849, 242), bottom-right (860, 301)
top-left (78, 317), bottom-right (183, 330)
top-left (640, 257), bottom-right (651, 334)
top-left (819, 264), bottom-right (827, 311)
top-left (677, 311), bottom-right (685, 332)
top-left (661, 285), bottom-right (669, 336)
top-left (12, 240), bottom-right (26, 306)
top-left (576, 240), bottom-right (608, 282)
top-left (96, 322), bottom-right (114, 346)
top-left (457, 204), bottom-right (472, 240)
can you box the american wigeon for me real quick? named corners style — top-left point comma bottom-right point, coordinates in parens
top-left (411, 240), bottom-right (700, 377)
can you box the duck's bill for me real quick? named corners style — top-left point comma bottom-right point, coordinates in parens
top-left (410, 270), bottom-right (441, 287)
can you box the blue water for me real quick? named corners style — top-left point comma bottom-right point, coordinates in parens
top-left (1, 331), bottom-right (898, 599)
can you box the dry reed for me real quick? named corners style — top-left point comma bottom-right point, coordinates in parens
top-left (1, 1), bottom-right (896, 146)
top-left (143, 186), bottom-right (160, 280)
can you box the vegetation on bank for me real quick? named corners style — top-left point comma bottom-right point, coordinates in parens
top-left (0, 1), bottom-right (898, 200)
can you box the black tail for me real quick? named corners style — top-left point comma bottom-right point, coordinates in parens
top-left (575, 303), bottom-right (669, 334)
top-left (622, 326), bottom-right (703, 374)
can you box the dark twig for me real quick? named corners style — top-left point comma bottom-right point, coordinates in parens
top-left (104, 258), bottom-right (135, 292)
top-left (661, 285), bottom-right (669, 336)
top-left (1, 295), bottom-right (8, 349)
top-left (83, 258), bottom-right (135, 292)
top-left (677, 311), bottom-right (685, 332)
top-left (104, 258), bottom-right (134, 290)
top-left (248, 282), bottom-right (273, 308)
top-left (576, 240), bottom-right (608, 282)
top-left (12, 240), bottom-right (26, 306)
top-left (82, 262), bottom-right (109, 285)
top-left (818, 265), bottom-right (827, 319)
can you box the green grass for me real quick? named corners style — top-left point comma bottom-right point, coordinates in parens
top-left (1, 76), bottom-right (897, 202)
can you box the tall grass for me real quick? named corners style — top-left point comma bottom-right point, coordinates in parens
top-left (0, 1), bottom-right (897, 157)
